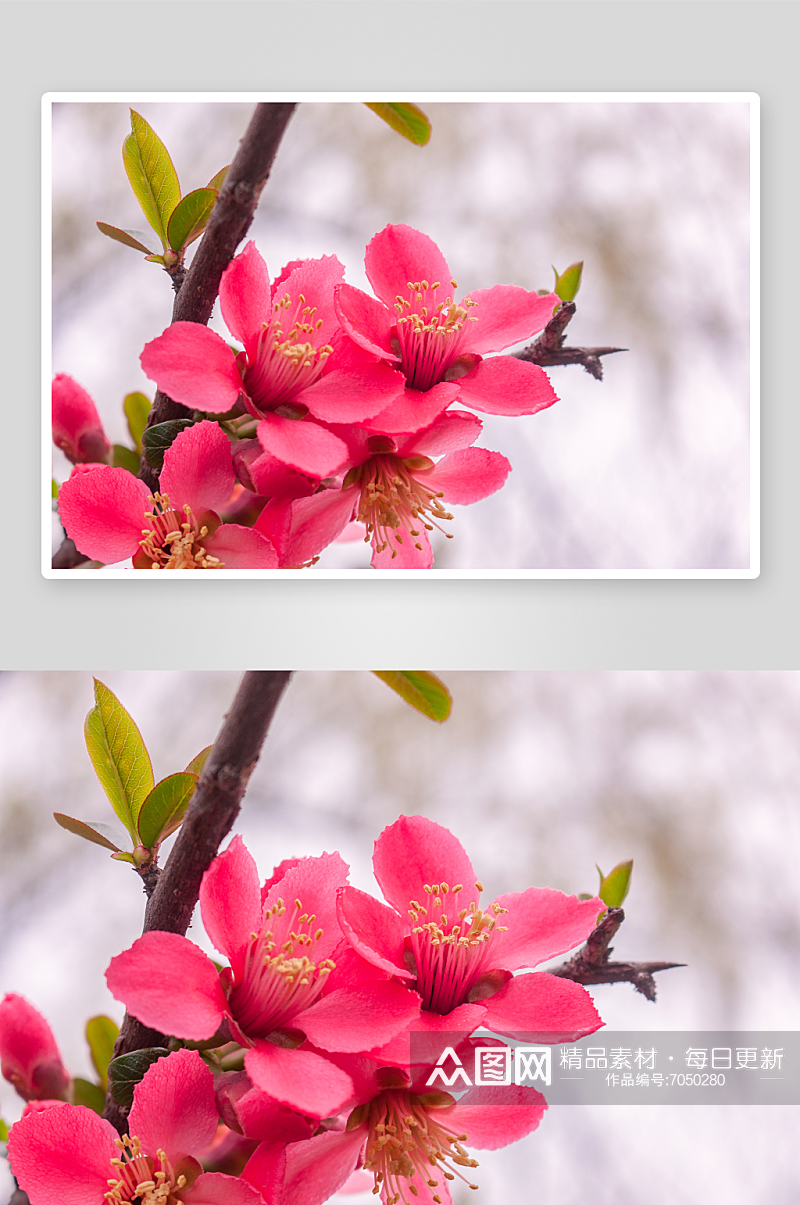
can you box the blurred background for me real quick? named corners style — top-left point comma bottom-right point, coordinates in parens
top-left (51, 99), bottom-right (752, 571)
top-left (1, 670), bottom-right (797, 1201)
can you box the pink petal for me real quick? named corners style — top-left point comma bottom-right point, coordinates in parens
top-left (129, 1049), bottom-right (218, 1163)
top-left (257, 414), bottom-right (348, 477)
top-left (373, 817), bottom-right (480, 917)
top-left (370, 526), bottom-right (432, 569)
top-left (258, 488), bottom-right (357, 568)
top-left (262, 858), bottom-right (303, 898)
top-left (244, 1043), bottom-right (354, 1117)
top-left (298, 982), bottom-right (421, 1052)
top-left (219, 241), bottom-right (272, 347)
top-left (333, 283), bottom-right (398, 360)
top-left (106, 931), bottom-right (227, 1040)
top-left (246, 1127), bottom-right (365, 1205)
top-left (375, 1002), bottom-right (488, 1067)
top-left (278, 255), bottom-right (346, 347)
top-left (480, 972), bottom-right (603, 1042)
top-left (336, 887), bottom-right (412, 979)
top-left (456, 357), bottom-right (558, 416)
top-left (140, 323), bottom-right (243, 414)
top-left (241, 447), bottom-right (317, 501)
top-left (299, 362), bottom-right (405, 424)
top-left (421, 448), bottom-right (511, 505)
top-left (338, 1169), bottom-right (373, 1193)
top-left (52, 374), bottom-right (110, 464)
top-left (262, 852), bottom-right (350, 963)
top-left (465, 286), bottom-right (559, 354)
top-left (7, 1103), bottom-right (118, 1205)
top-left (0, 994), bottom-right (70, 1102)
top-left (57, 466), bottom-right (150, 564)
top-left (451, 1082), bottom-right (547, 1148)
top-left (363, 382), bottom-right (459, 435)
top-left (233, 1086), bottom-right (315, 1144)
top-left (200, 836), bottom-right (263, 979)
top-left (242, 1144), bottom-right (287, 1205)
top-left (187, 1173), bottom-right (266, 1205)
top-left (489, 889), bottom-right (603, 970)
top-left (205, 524), bottom-right (278, 568)
top-left (365, 225), bottom-right (452, 309)
top-left (160, 421), bottom-right (234, 514)
top-left (398, 410), bottom-right (483, 458)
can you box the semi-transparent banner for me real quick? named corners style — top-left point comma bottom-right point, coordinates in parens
top-left (409, 1032), bottom-right (799, 1104)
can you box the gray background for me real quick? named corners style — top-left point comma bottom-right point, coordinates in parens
top-left (0, 0), bottom-right (793, 666)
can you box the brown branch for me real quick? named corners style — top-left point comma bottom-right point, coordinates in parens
top-left (103, 670), bottom-right (292, 1132)
top-left (550, 907), bottom-right (685, 1002)
top-left (50, 535), bottom-right (90, 569)
top-left (513, 301), bottom-right (626, 381)
top-left (138, 101), bottom-right (297, 491)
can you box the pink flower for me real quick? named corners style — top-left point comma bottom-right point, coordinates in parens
top-left (334, 224), bottom-right (560, 431)
top-left (52, 374), bottom-right (112, 466)
top-left (106, 837), bottom-right (421, 1117)
top-left (7, 1048), bottom-right (262, 1205)
top-left (0, 994), bottom-right (70, 1103)
top-left (140, 243), bottom-right (404, 478)
top-left (243, 1057), bottom-right (546, 1205)
top-left (336, 816), bottom-right (604, 1046)
top-left (256, 410), bottom-right (511, 568)
top-left (57, 420), bottom-right (277, 568)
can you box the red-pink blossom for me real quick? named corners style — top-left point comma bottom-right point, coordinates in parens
top-left (333, 224), bottom-right (560, 430)
top-left (52, 374), bottom-right (111, 465)
top-left (0, 994), bottom-right (70, 1103)
top-left (336, 815), bottom-right (604, 1046)
top-left (57, 420), bottom-right (277, 569)
top-left (106, 837), bottom-right (421, 1117)
top-left (140, 242), bottom-right (404, 478)
top-left (7, 1048), bottom-right (262, 1205)
top-left (243, 1056), bottom-right (546, 1205)
top-left (256, 410), bottom-right (511, 568)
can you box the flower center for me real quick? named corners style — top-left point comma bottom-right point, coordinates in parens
top-left (394, 279), bottom-right (478, 393)
top-left (105, 1136), bottom-right (186, 1205)
top-left (229, 897), bottom-right (336, 1039)
top-left (243, 292), bottom-right (333, 416)
top-left (351, 1088), bottom-right (478, 1205)
top-left (344, 454), bottom-right (454, 560)
top-left (408, 881), bottom-right (509, 1015)
top-left (138, 493), bottom-right (223, 570)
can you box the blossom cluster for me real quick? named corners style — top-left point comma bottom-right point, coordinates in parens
top-left (2, 816), bottom-right (603, 1204)
top-left (53, 225), bottom-right (560, 569)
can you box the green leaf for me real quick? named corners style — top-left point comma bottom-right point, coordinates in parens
top-left (142, 419), bottom-right (195, 471)
top-left (166, 187), bottom-right (219, 252)
top-left (186, 745), bottom-right (212, 776)
top-left (96, 222), bottom-right (161, 256)
top-left (124, 392), bottom-right (152, 452)
top-left (112, 444), bottom-right (140, 473)
top-left (72, 1077), bottom-right (106, 1113)
top-left (122, 109), bottom-right (181, 249)
top-left (53, 812), bottom-right (127, 853)
top-left (0, 1117), bottom-right (8, 1143)
top-left (597, 859), bottom-right (633, 908)
top-left (364, 102), bottom-right (431, 146)
top-left (108, 1048), bottom-right (170, 1108)
top-left (84, 679), bottom-right (154, 837)
top-left (110, 850), bottom-right (138, 864)
top-left (86, 1015), bottom-right (120, 1086)
top-left (137, 771), bottom-right (199, 849)
top-left (553, 261), bottom-right (584, 303)
top-left (51, 478), bottom-right (59, 499)
top-left (372, 671), bottom-right (452, 722)
top-left (207, 165), bottom-right (229, 191)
